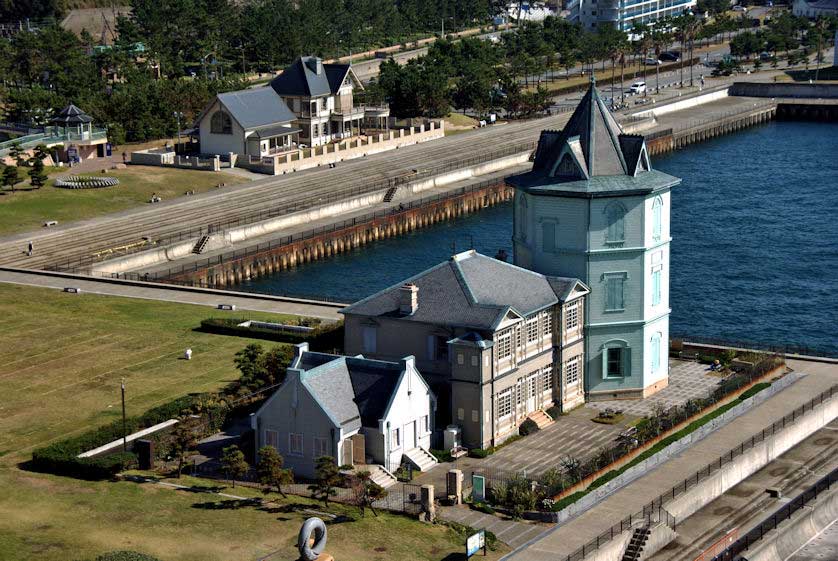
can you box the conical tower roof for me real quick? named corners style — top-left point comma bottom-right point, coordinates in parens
top-left (509, 79), bottom-right (680, 197)
top-left (533, 79), bottom-right (627, 177)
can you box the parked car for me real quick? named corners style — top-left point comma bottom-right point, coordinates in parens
top-left (644, 57), bottom-right (663, 65)
top-left (759, 51), bottom-right (772, 60)
top-left (659, 51), bottom-right (681, 62)
top-left (629, 81), bottom-right (647, 95)
top-left (733, 5), bottom-right (748, 11)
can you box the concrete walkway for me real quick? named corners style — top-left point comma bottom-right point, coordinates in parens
top-left (439, 505), bottom-right (546, 549)
top-left (503, 360), bottom-right (838, 561)
top-left (0, 267), bottom-right (344, 320)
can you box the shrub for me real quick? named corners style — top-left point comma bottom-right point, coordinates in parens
top-left (94, 552), bottom-right (162, 561)
top-left (546, 405), bottom-right (561, 419)
top-left (31, 393), bottom-right (226, 480)
top-left (468, 447), bottom-right (492, 459)
top-left (519, 418), bottom-right (540, 436)
top-left (429, 448), bottom-right (452, 463)
top-left (198, 318), bottom-right (343, 350)
top-left (472, 501), bottom-right (495, 515)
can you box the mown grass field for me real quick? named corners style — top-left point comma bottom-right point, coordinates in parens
top-left (0, 284), bottom-right (500, 561)
top-left (0, 166), bottom-right (246, 236)
top-left (0, 470), bottom-right (505, 561)
top-left (0, 283), bottom-right (289, 463)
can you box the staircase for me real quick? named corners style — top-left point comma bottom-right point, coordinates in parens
top-left (527, 409), bottom-right (555, 430)
top-left (403, 447), bottom-right (439, 472)
top-left (368, 465), bottom-right (398, 489)
top-left (383, 186), bottom-right (398, 202)
top-left (192, 235), bottom-right (211, 254)
top-left (621, 526), bottom-right (651, 561)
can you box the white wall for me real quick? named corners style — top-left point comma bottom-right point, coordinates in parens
top-left (198, 99), bottom-right (247, 156)
top-left (382, 362), bottom-right (434, 472)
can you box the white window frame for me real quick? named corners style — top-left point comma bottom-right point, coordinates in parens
top-left (565, 357), bottom-right (580, 385)
top-left (565, 300), bottom-right (580, 330)
top-left (265, 429), bottom-right (279, 450)
top-left (652, 196), bottom-right (663, 241)
top-left (651, 333), bottom-right (662, 372)
top-left (652, 266), bottom-right (662, 307)
top-left (526, 316), bottom-right (539, 343)
top-left (497, 329), bottom-right (513, 361)
top-left (390, 427), bottom-right (400, 449)
top-left (497, 389), bottom-right (513, 420)
top-left (544, 313), bottom-right (553, 339)
top-left (313, 436), bottom-right (328, 458)
top-left (541, 366), bottom-right (554, 394)
top-left (289, 433), bottom-right (304, 457)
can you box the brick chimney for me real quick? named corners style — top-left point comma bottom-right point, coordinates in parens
top-left (399, 283), bottom-right (419, 315)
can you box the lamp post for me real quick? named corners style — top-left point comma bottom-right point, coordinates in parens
top-left (174, 111), bottom-right (183, 150)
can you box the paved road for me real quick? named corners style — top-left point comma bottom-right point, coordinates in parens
top-left (503, 359), bottom-right (838, 561)
top-left (0, 268), bottom-right (344, 320)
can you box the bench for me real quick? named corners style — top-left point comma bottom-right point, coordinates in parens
top-left (63, 287), bottom-right (82, 294)
top-left (217, 304), bottom-right (236, 311)
top-left (43, 220), bottom-right (58, 227)
top-left (450, 446), bottom-right (468, 459)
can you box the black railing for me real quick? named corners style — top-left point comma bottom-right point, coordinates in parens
top-left (45, 140), bottom-right (536, 273)
top-left (561, 384), bottom-right (838, 561)
top-left (673, 333), bottom-right (837, 360)
top-left (710, 465), bottom-right (838, 561)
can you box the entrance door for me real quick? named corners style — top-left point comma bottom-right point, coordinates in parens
top-left (526, 374), bottom-right (537, 413)
top-left (404, 421), bottom-right (416, 450)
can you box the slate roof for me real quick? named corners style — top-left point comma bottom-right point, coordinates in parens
top-left (217, 86), bottom-right (296, 130)
top-left (297, 352), bottom-right (405, 430)
top-left (510, 79), bottom-right (681, 197)
top-left (50, 104), bottom-right (93, 125)
top-left (341, 251), bottom-right (589, 331)
top-left (252, 123), bottom-right (301, 139)
top-left (270, 56), bottom-right (353, 98)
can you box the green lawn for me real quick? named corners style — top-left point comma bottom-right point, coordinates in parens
top-left (0, 166), bottom-right (246, 236)
top-left (0, 283), bottom-right (292, 464)
top-left (0, 469), bottom-right (505, 561)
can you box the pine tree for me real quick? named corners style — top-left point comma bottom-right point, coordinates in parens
top-left (2, 165), bottom-right (22, 192)
top-left (256, 446), bottom-right (293, 498)
top-left (221, 445), bottom-right (249, 487)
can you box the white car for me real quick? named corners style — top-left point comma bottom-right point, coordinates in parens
top-left (733, 5), bottom-right (748, 11)
top-left (629, 81), bottom-right (647, 95)
top-left (644, 57), bottom-right (662, 66)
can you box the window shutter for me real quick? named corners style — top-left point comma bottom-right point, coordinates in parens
top-left (622, 347), bottom-right (632, 378)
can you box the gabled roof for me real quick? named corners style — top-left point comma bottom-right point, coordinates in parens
top-left (270, 56), bottom-right (357, 98)
top-left (510, 79), bottom-right (681, 197)
top-left (341, 251), bottom-right (589, 331)
top-left (292, 349), bottom-right (412, 429)
top-left (215, 86), bottom-right (297, 130)
top-left (50, 104), bottom-right (93, 125)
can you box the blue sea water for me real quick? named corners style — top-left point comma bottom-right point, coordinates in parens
top-left (239, 121), bottom-right (838, 355)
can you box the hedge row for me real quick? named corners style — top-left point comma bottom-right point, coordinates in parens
top-left (31, 394), bottom-right (227, 480)
top-left (198, 318), bottom-right (344, 350)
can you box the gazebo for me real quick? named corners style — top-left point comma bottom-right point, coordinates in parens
top-left (50, 104), bottom-right (95, 140)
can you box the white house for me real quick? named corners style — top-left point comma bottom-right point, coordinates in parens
top-left (793, 0), bottom-right (838, 18)
top-left (196, 86), bottom-right (300, 159)
top-left (252, 343), bottom-right (437, 484)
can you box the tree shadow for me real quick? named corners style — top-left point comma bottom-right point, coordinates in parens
top-left (191, 498), bottom-right (261, 510)
top-left (439, 553), bottom-right (467, 561)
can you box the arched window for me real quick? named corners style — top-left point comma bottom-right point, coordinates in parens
top-left (602, 339), bottom-right (630, 379)
top-left (210, 110), bottom-right (232, 134)
top-left (652, 197), bottom-right (663, 241)
top-left (650, 332), bottom-right (662, 373)
top-left (605, 203), bottom-right (626, 244)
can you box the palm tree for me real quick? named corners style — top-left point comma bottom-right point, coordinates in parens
top-left (684, 15), bottom-right (702, 87)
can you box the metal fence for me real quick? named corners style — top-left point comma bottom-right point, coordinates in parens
top-left (45, 140), bottom-right (536, 273)
top-left (560, 383), bottom-right (838, 561)
top-left (709, 465), bottom-right (838, 561)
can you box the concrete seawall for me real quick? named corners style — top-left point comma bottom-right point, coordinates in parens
top-left (161, 180), bottom-right (514, 288)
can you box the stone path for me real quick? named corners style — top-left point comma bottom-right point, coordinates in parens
top-left (588, 359), bottom-right (723, 417)
top-left (503, 359), bottom-right (838, 561)
top-left (0, 267), bottom-right (344, 320)
top-left (439, 505), bottom-right (546, 549)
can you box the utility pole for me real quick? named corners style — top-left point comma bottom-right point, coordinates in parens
top-left (121, 378), bottom-right (127, 452)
